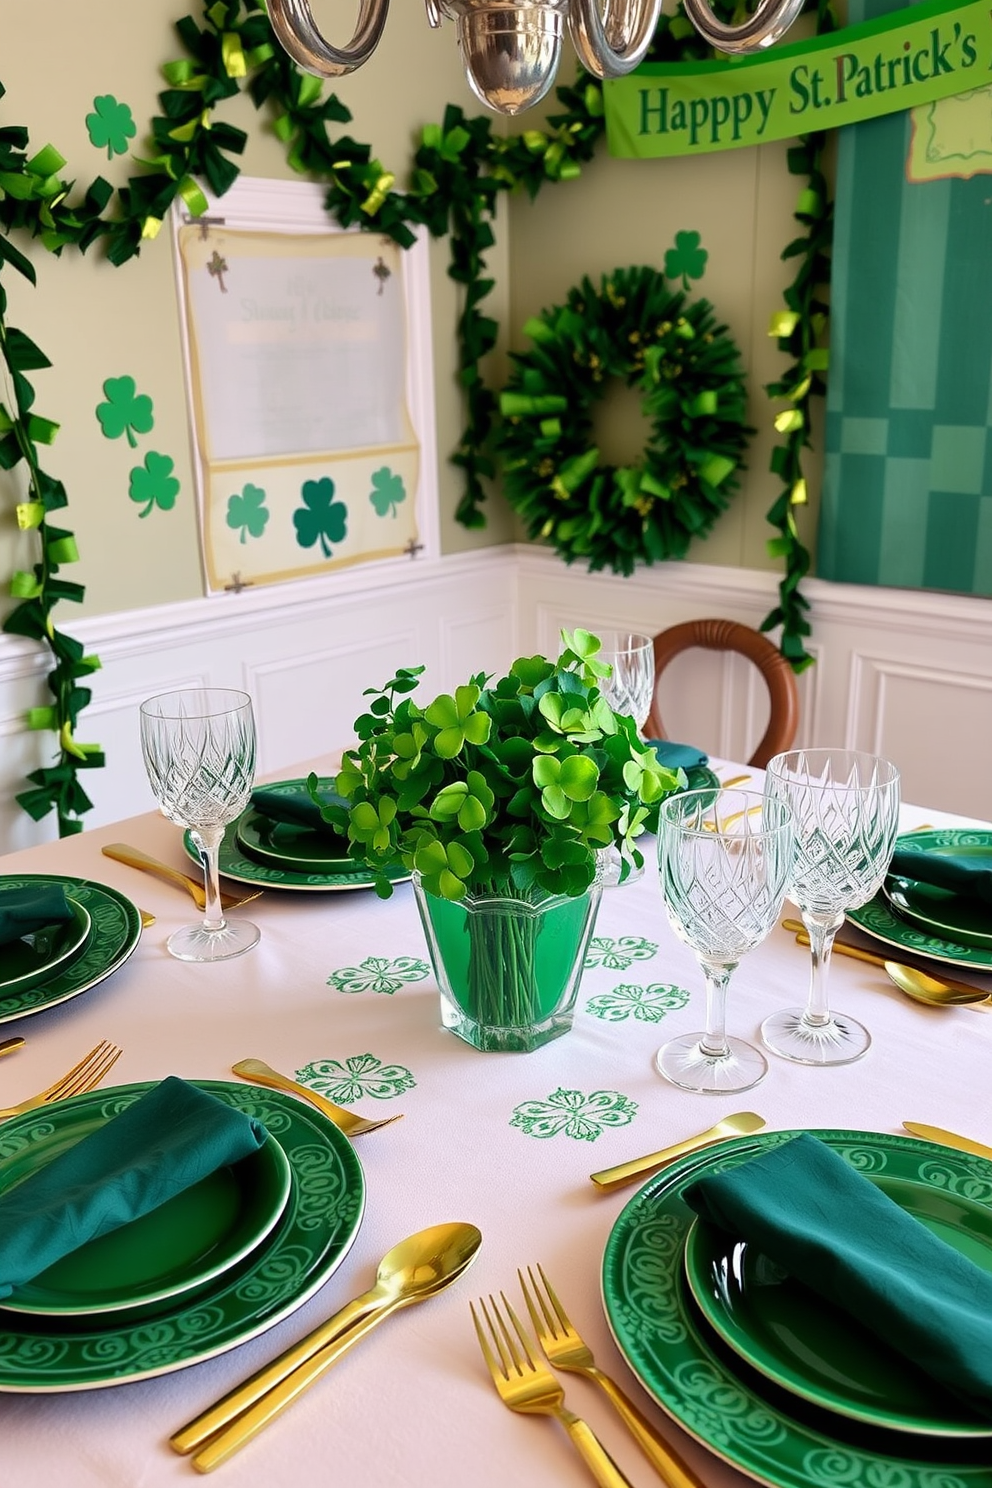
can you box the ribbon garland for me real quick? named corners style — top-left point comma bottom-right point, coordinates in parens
top-left (0, 0), bottom-right (828, 833)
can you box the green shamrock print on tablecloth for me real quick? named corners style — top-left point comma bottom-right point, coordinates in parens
top-left (296, 1054), bottom-right (415, 1102)
top-left (586, 982), bottom-right (690, 1023)
top-left (129, 452), bottom-right (179, 517)
top-left (369, 466), bottom-right (406, 517)
top-left (226, 483), bottom-right (269, 542)
top-left (293, 476), bottom-right (348, 558)
top-left (584, 936), bottom-right (658, 971)
top-left (511, 1088), bottom-right (637, 1142)
top-left (328, 955), bottom-right (431, 995)
top-left (85, 95), bottom-right (136, 158)
top-left (96, 376), bottom-right (154, 447)
top-left (664, 230), bottom-right (708, 291)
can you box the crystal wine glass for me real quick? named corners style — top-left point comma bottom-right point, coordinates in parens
top-left (597, 631), bottom-right (655, 886)
top-left (762, 749), bottom-right (901, 1065)
top-left (656, 788), bottom-right (795, 1094)
top-left (139, 688), bottom-right (260, 962)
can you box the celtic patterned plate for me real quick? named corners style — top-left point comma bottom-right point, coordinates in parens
top-left (185, 817), bottom-right (411, 893)
top-left (602, 1129), bottom-right (992, 1487)
top-left (0, 1080), bottom-right (364, 1391)
top-left (848, 831), bottom-right (992, 971)
top-left (0, 876), bottom-right (142, 1025)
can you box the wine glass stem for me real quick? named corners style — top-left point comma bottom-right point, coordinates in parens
top-left (801, 909), bottom-right (844, 1026)
top-left (196, 826), bottom-right (227, 932)
top-left (698, 958), bottom-right (735, 1058)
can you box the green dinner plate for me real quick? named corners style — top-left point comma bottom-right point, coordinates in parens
top-left (0, 877), bottom-right (142, 1025)
top-left (602, 1129), bottom-right (992, 1488)
top-left (848, 831), bottom-right (992, 971)
top-left (237, 810), bottom-right (354, 873)
top-left (4, 1127), bottom-right (292, 1319)
top-left (1, 897), bottom-right (91, 998)
top-left (683, 1169), bottom-right (992, 1436)
top-left (0, 1079), bottom-right (364, 1391)
top-left (186, 820), bottom-right (411, 892)
top-left (882, 838), bottom-right (992, 951)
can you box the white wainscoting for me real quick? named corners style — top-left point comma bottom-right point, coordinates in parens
top-left (2, 546), bottom-right (991, 850)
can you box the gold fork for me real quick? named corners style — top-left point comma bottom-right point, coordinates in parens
top-left (520, 1265), bottom-right (706, 1487)
top-left (0, 1040), bottom-right (123, 1121)
top-left (470, 1292), bottom-right (633, 1488)
top-left (101, 844), bottom-right (261, 913)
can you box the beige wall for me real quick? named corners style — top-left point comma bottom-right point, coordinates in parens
top-left (0, 2), bottom-right (817, 626)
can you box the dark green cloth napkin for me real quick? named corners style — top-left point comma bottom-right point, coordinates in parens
top-left (0, 1076), bottom-right (267, 1299)
top-left (889, 846), bottom-right (992, 905)
top-left (684, 1133), bottom-right (992, 1416)
top-left (250, 783), bottom-right (349, 843)
top-left (0, 885), bottom-right (74, 949)
top-left (645, 740), bottom-right (709, 771)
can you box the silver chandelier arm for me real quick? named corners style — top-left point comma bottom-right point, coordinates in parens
top-left (267, 0), bottom-right (391, 77)
top-left (681, 0), bottom-right (805, 54)
top-left (567, 0), bottom-right (663, 78)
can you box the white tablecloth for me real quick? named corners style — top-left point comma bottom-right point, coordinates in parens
top-left (0, 763), bottom-right (988, 1487)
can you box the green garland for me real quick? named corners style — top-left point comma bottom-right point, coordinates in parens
top-left (496, 265), bottom-right (750, 573)
top-left (0, 0), bottom-right (832, 832)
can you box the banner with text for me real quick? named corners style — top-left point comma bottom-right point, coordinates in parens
top-left (603, 0), bottom-right (992, 158)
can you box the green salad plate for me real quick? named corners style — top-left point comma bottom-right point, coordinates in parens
top-left (0, 1080), bottom-right (364, 1391)
top-left (849, 830), bottom-right (992, 971)
top-left (603, 1128), bottom-right (992, 1488)
top-left (0, 876), bottom-right (142, 1025)
top-left (1, 896), bottom-right (91, 999)
top-left (5, 1124), bottom-right (292, 1319)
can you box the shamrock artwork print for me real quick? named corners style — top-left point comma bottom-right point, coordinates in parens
top-left (170, 178), bottom-right (438, 591)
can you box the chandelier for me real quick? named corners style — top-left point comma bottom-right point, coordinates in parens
top-left (267, 0), bottom-right (807, 116)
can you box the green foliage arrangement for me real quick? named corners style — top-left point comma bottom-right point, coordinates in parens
top-left (496, 262), bottom-right (750, 573)
top-left (313, 629), bottom-right (683, 901)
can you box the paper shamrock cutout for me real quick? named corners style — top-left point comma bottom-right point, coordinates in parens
top-left (226, 483), bottom-right (269, 542)
top-left (664, 231), bottom-right (708, 291)
top-left (85, 96), bottom-right (137, 159)
top-left (369, 466), bottom-right (406, 517)
top-left (293, 477), bottom-right (348, 558)
top-left (97, 376), bottom-right (153, 447)
top-left (129, 453), bottom-right (179, 518)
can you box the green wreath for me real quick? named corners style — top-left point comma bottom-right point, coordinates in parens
top-left (496, 264), bottom-right (751, 574)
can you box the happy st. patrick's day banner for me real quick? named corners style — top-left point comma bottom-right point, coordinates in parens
top-left (603, 0), bottom-right (991, 157)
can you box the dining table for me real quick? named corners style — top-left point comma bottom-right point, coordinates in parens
top-left (0, 755), bottom-right (990, 1488)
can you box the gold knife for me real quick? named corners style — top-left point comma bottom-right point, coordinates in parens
top-left (902, 1122), bottom-right (992, 1163)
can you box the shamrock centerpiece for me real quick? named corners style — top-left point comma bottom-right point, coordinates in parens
top-left (310, 630), bottom-right (685, 1053)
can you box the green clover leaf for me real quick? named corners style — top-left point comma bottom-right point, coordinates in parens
top-left (96, 376), bottom-right (154, 448)
top-left (85, 95), bottom-right (136, 159)
top-left (129, 452), bottom-right (179, 518)
top-left (424, 684), bottom-right (492, 758)
top-left (369, 466), bottom-right (406, 517)
top-left (294, 477), bottom-right (348, 558)
top-left (664, 230), bottom-right (708, 291)
top-left (226, 483), bottom-right (269, 543)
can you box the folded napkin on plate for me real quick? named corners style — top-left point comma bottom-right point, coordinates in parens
top-left (250, 782), bottom-right (349, 842)
top-left (0, 1076), bottom-right (266, 1298)
top-left (889, 846), bottom-right (992, 905)
top-left (644, 740), bottom-right (709, 771)
top-left (684, 1133), bottom-right (992, 1416)
top-left (0, 885), bottom-right (74, 949)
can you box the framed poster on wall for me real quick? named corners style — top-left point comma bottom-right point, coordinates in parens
top-left (170, 176), bottom-right (439, 594)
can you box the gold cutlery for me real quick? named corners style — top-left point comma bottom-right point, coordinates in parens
top-left (520, 1263), bottom-right (705, 1487)
top-left (471, 1290), bottom-right (633, 1488)
top-left (172, 1221), bottom-right (482, 1471)
top-left (718, 774), bottom-right (751, 789)
top-left (0, 1037), bottom-right (25, 1058)
top-left (783, 920), bottom-right (991, 1007)
top-left (139, 909), bottom-right (156, 929)
top-left (0, 1039), bottom-right (122, 1121)
top-left (100, 844), bottom-right (261, 913)
top-left (590, 1112), bottom-right (766, 1192)
top-left (231, 1058), bottom-right (404, 1137)
top-left (902, 1122), bottom-right (992, 1162)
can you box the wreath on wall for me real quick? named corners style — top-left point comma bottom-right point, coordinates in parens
top-left (0, 0), bottom-right (834, 833)
top-left (497, 261), bottom-right (751, 573)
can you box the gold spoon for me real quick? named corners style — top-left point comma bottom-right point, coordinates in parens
top-left (590, 1111), bottom-right (766, 1191)
top-left (0, 1037), bottom-right (25, 1058)
top-left (232, 1057), bottom-right (404, 1137)
top-left (783, 920), bottom-right (990, 1007)
top-left (172, 1221), bottom-right (483, 1470)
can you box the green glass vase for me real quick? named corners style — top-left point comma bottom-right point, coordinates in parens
top-left (413, 874), bottom-right (603, 1053)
